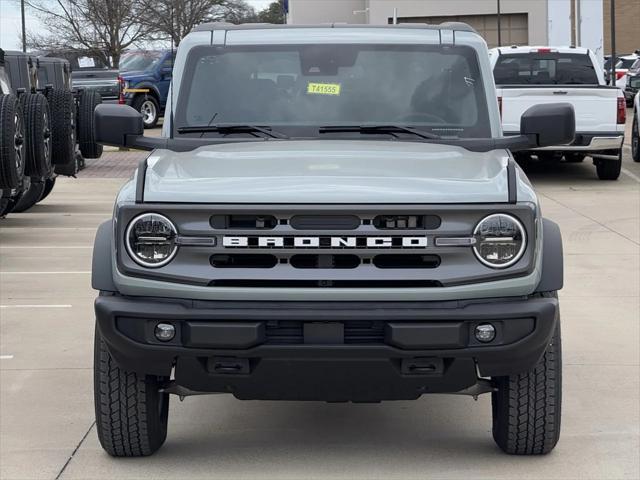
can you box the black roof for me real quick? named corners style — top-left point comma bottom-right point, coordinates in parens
top-left (193, 22), bottom-right (477, 34)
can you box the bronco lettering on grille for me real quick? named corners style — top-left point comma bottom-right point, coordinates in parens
top-left (222, 236), bottom-right (428, 248)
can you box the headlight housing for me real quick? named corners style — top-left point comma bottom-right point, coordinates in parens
top-left (125, 213), bottom-right (178, 267)
top-left (473, 214), bottom-right (526, 268)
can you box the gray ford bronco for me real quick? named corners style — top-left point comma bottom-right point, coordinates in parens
top-left (92, 23), bottom-right (573, 457)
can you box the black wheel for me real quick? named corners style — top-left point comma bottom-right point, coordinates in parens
top-left (12, 178), bottom-right (45, 213)
top-left (564, 153), bottom-right (585, 163)
top-left (0, 94), bottom-right (25, 189)
top-left (39, 176), bottom-right (56, 202)
top-left (46, 89), bottom-right (75, 165)
top-left (595, 149), bottom-right (622, 180)
top-left (632, 115), bottom-right (639, 162)
top-left (77, 90), bottom-right (103, 159)
top-left (0, 188), bottom-right (25, 216)
top-left (0, 195), bottom-right (10, 216)
top-left (492, 314), bottom-right (562, 455)
top-left (20, 93), bottom-right (52, 177)
top-left (54, 151), bottom-right (80, 177)
top-left (132, 95), bottom-right (160, 129)
top-left (94, 326), bottom-right (169, 457)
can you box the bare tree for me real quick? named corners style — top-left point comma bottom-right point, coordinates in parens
top-left (25, 0), bottom-right (150, 67)
top-left (136, 0), bottom-right (257, 46)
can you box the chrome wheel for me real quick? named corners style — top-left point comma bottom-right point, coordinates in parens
top-left (140, 100), bottom-right (157, 126)
top-left (43, 111), bottom-right (51, 163)
top-left (13, 112), bottom-right (24, 174)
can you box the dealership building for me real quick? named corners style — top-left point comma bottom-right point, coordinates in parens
top-left (286, 0), bottom-right (638, 65)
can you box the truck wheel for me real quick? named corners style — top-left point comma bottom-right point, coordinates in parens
top-left (0, 94), bottom-right (25, 189)
top-left (94, 327), bottom-right (169, 457)
top-left (133, 95), bottom-right (159, 129)
top-left (632, 114), bottom-right (639, 162)
top-left (46, 89), bottom-right (75, 165)
top-left (492, 318), bottom-right (561, 455)
top-left (564, 153), bottom-right (585, 163)
top-left (20, 93), bottom-right (52, 177)
top-left (77, 90), bottom-right (103, 159)
top-left (54, 151), bottom-right (80, 177)
top-left (12, 178), bottom-right (45, 213)
top-left (38, 176), bottom-right (56, 202)
top-left (595, 150), bottom-right (622, 180)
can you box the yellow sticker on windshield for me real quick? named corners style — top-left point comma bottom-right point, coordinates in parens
top-left (307, 82), bottom-right (341, 96)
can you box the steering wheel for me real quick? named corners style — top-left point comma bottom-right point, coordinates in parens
top-left (397, 112), bottom-right (447, 124)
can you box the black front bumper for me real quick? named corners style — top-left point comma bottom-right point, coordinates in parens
top-left (95, 295), bottom-right (558, 401)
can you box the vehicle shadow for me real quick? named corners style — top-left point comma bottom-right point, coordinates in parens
top-left (141, 393), bottom-right (517, 474)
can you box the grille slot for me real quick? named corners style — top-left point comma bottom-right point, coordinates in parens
top-left (210, 215), bottom-right (277, 230)
top-left (373, 254), bottom-right (440, 269)
top-left (211, 254), bottom-right (277, 268)
top-left (373, 215), bottom-right (441, 230)
top-left (265, 320), bottom-right (385, 344)
top-left (290, 254), bottom-right (360, 269)
top-left (208, 280), bottom-right (442, 288)
top-left (289, 215), bottom-right (360, 230)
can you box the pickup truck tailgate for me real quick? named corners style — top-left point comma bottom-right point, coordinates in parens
top-left (499, 87), bottom-right (619, 133)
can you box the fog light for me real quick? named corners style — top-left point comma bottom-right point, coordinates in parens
top-left (475, 324), bottom-right (496, 343)
top-left (154, 323), bottom-right (175, 341)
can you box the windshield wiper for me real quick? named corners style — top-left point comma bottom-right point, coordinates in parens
top-left (177, 124), bottom-right (289, 139)
top-left (319, 125), bottom-right (441, 140)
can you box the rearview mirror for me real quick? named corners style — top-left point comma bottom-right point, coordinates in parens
top-left (94, 104), bottom-right (143, 147)
top-left (520, 103), bottom-right (575, 147)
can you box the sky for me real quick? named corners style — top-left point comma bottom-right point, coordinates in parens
top-left (0, 0), bottom-right (274, 51)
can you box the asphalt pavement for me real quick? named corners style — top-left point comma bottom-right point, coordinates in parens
top-left (0, 120), bottom-right (638, 479)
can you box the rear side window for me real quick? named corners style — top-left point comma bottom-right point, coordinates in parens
top-left (494, 53), bottom-right (598, 85)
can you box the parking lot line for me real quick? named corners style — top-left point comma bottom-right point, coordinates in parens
top-left (0, 271), bottom-right (91, 274)
top-left (0, 355), bottom-right (14, 360)
top-left (0, 246), bottom-right (93, 249)
top-left (0, 305), bottom-right (73, 309)
top-left (621, 168), bottom-right (640, 183)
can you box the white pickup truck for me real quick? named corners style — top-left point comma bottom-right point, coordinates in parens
top-left (490, 46), bottom-right (626, 180)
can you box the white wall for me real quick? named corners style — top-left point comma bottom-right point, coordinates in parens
top-left (547, 0), bottom-right (572, 46)
top-left (578, 0), bottom-right (604, 67)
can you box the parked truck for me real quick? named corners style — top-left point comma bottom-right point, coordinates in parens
top-left (118, 50), bottom-right (174, 128)
top-left (490, 46), bottom-right (625, 180)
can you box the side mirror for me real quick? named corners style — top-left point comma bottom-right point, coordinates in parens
top-left (520, 103), bottom-right (575, 147)
top-left (94, 104), bottom-right (143, 147)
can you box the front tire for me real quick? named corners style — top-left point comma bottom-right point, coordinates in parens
top-left (491, 317), bottom-right (562, 455)
top-left (94, 326), bottom-right (169, 457)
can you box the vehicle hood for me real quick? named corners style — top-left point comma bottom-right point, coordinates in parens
top-left (120, 70), bottom-right (149, 80)
top-left (143, 140), bottom-right (512, 204)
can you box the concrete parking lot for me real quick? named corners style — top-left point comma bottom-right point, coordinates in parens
top-left (1, 120), bottom-right (639, 479)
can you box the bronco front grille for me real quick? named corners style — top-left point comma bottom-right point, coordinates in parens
top-left (117, 204), bottom-right (537, 289)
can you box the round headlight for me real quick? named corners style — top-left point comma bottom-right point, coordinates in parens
top-left (473, 214), bottom-right (526, 268)
top-left (125, 213), bottom-right (178, 267)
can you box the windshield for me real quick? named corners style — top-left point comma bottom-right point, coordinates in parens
top-left (176, 44), bottom-right (491, 138)
top-left (119, 51), bottom-right (163, 72)
top-left (494, 53), bottom-right (598, 85)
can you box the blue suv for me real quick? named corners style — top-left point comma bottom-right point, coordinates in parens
top-left (118, 50), bottom-right (174, 128)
